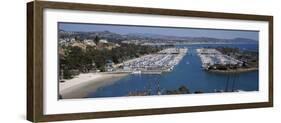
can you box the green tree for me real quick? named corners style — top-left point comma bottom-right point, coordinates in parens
top-left (178, 85), bottom-right (190, 94)
top-left (165, 85), bottom-right (190, 95)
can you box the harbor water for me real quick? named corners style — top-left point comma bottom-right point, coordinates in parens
top-left (88, 44), bottom-right (259, 98)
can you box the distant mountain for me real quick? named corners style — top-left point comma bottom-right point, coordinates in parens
top-left (124, 33), bottom-right (257, 44)
top-left (230, 38), bottom-right (258, 44)
top-left (59, 30), bottom-right (125, 43)
top-left (58, 30), bottom-right (258, 44)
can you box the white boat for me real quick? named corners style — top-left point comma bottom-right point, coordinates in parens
top-left (131, 71), bottom-right (141, 74)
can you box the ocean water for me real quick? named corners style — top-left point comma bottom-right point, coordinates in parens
top-left (88, 44), bottom-right (259, 98)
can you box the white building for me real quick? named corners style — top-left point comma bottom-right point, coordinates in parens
top-left (99, 39), bottom-right (108, 43)
top-left (83, 39), bottom-right (96, 46)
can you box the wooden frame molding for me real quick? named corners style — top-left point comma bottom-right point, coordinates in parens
top-left (27, 1), bottom-right (273, 122)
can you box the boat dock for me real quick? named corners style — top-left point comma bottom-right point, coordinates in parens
top-left (196, 48), bottom-right (243, 69)
top-left (122, 48), bottom-right (188, 74)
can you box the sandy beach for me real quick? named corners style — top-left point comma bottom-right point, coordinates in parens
top-left (59, 72), bottom-right (128, 99)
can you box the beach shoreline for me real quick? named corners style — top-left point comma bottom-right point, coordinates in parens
top-left (59, 72), bottom-right (129, 99)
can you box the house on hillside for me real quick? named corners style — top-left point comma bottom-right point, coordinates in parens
top-left (99, 39), bottom-right (108, 44)
top-left (105, 60), bottom-right (114, 72)
top-left (83, 39), bottom-right (96, 46)
top-left (71, 42), bottom-right (87, 50)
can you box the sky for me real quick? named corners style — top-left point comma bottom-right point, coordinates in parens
top-left (59, 22), bottom-right (259, 41)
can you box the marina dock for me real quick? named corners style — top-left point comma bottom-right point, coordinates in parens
top-left (122, 48), bottom-right (188, 74)
top-left (196, 48), bottom-right (243, 70)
